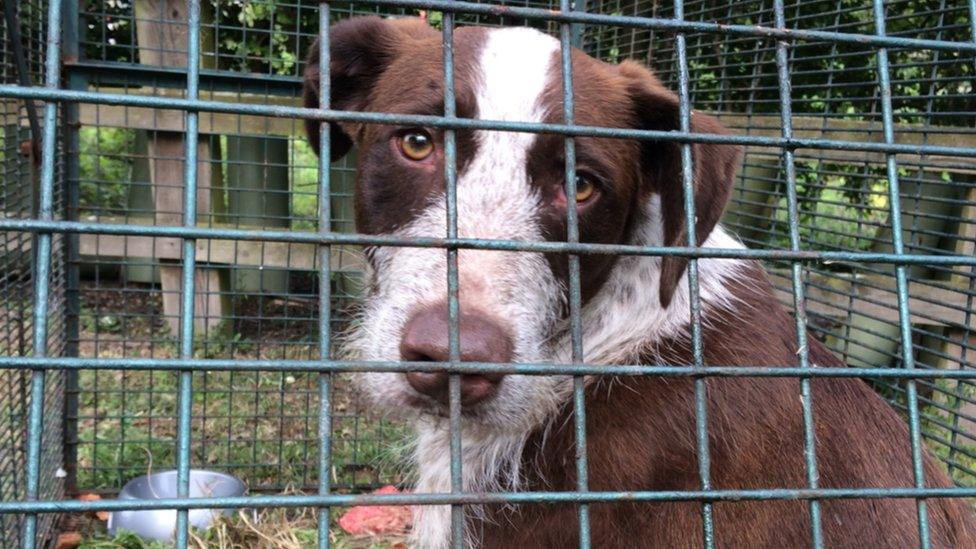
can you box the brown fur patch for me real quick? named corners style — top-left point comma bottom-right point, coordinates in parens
top-left (478, 263), bottom-right (976, 547)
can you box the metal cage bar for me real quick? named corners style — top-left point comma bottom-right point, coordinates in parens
top-left (341, 0), bottom-right (976, 53)
top-left (174, 2), bottom-right (203, 547)
top-left (870, 0), bottom-right (931, 544)
top-left (3, 84), bottom-right (975, 159)
top-left (440, 7), bottom-right (465, 548)
top-left (4, 484), bottom-right (976, 513)
top-left (7, 356), bottom-right (976, 378)
top-left (315, 3), bottom-right (335, 548)
top-left (3, 216), bottom-right (976, 264)
top-left (771, 0), bottom-right (823, 545)
top-left (558, 0), bottom-right (591, 546)
top-left (19, 1), bottom-right (63, 547)
top-left (673, 0), bottom-right (714, 544)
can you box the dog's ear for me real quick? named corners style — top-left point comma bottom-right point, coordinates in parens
top-left (620, 61), bottom-right (742, 309)
top-left (303, 17), bottom-right (435, 161)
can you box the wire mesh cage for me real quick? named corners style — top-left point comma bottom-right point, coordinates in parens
top-left (2, 1), bottom-right (68, 546)
top-left (0, 0), bottom-right (975, 547)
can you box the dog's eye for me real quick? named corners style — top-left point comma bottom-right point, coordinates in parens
top-left (399, 130), bottom-right (434, 161)
top-left (574, 173), bottom-right (597, 202)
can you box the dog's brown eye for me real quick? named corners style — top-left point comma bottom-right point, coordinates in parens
top-left (575, 174), bottom-right (597, 202)
top-left (399, 130), bottom-right (434, 161)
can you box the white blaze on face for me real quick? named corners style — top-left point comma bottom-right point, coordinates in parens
top-left (452, 27), bottom-right (564, 367)
top-left (348, 29), bottom-right (567, 421)
top-left (342, 28), bottom-right (570, 548)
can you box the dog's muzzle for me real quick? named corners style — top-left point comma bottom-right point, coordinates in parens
top-left (399, 303), bottom-right (514, 407)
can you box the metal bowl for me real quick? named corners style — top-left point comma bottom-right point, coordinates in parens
top-left (108, 469), bottom-right (246, 541)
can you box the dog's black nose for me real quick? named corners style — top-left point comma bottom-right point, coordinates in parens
top-left (400, 304), bottom-right (513, 406)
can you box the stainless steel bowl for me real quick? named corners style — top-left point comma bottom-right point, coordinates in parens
top-left (107, 469), bottom-right (246, 541)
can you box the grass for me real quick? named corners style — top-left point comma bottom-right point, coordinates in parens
top-left (70, 283), bottom-right (411, 546)
top-left (77, 506), bottom-right (407, 548)
top-left (72, 283), bottom-right (408, 494)
top-left (74, 366), bottom-right (408, 492)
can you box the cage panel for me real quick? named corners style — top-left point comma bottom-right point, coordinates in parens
top-left (0, 0), bottom-right (975, 547)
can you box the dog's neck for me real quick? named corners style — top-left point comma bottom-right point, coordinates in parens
top-left (408, 209), bottom-right (748, 549)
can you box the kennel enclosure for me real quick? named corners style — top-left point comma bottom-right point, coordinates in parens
top-left (1, 0), bottom-right (976, 547)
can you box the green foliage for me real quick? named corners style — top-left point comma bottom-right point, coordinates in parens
top-left (425, 10), bottom-right (444, 30)
top-left (892, 378), bottom-right (976, 488)
top-left (767, 161), bottom-right (889, 253)
top-left (79, 128), bottom-right (135, 215)
top-left (192, 323), bottom-right (252, 358)
top-left (291, 138), bottom-right (320, 229)
top-left (214, 0), bottom-right (313, 76)
top-left (80, 530), bottom-right (171, 549)
top-left (85, 1), bottom-right (433, 76)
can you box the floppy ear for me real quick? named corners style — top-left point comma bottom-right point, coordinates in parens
top-left (302, 17), bottom-right (435, 161)
top-left (620, 61), bottom-right (742, 309)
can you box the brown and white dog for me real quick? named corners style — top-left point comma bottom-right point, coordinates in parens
top-left (304, 16), bottom-right (976, 548)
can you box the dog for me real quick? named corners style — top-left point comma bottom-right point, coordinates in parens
top-left (303, 16), bottom-right (976, 548)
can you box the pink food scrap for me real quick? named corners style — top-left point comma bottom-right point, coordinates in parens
top-left (338, 485), bottom-right (412, 536)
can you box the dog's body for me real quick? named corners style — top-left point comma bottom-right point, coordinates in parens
top-left (304, 17), bottom-right (976, 548)
top-left (476, 262), bottom-right (975, 548)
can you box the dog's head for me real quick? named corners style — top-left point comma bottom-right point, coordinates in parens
top-left (303, 17), bottom-right (741, 432)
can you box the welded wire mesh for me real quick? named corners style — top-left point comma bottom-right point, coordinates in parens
top-left (1, 2), bottom-right (68, 547)
top-left (0, 0), bottom-right (974, 548)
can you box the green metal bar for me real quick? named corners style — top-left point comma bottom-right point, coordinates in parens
top-left (21, 0), bottom-right (63, 546)
top-left (9, 357), bottom-right (976, 379)
top-left (6, 218), bottom-right (976, 265)
top-left (3, 486), bottom-right (976, 514)
top-left (175, 2), bottom-right (203, 547)
top-left (771, 0), bottom-right (823, 545)
top-left (4, 84), bottom-right (976, 159)
top-left (558, 0), bottom-right (590, 546)
top-left (673, 1), bottom-right (713, 545)
top-left (870, 1), bottom-right (930, 546)
top-left (953, 0), bottom-right (976, 496)
top-left (315, 4), bottom-right (334, 548)
top-left (60, 0), bottom-right (84, 498)
top-left (439, 8), bottom-right (465, 548)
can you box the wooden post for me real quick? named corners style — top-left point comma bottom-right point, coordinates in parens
top-left (149, 132), bottom-right (229, 335)
top-left (134, 0), bottom-right (228, 337)
top-left (935, 177), bottom-right (976, 434)
top-left (123, 130), bottom-right (158, 284)
top-left (225, 135), bottom-right (289, 294)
